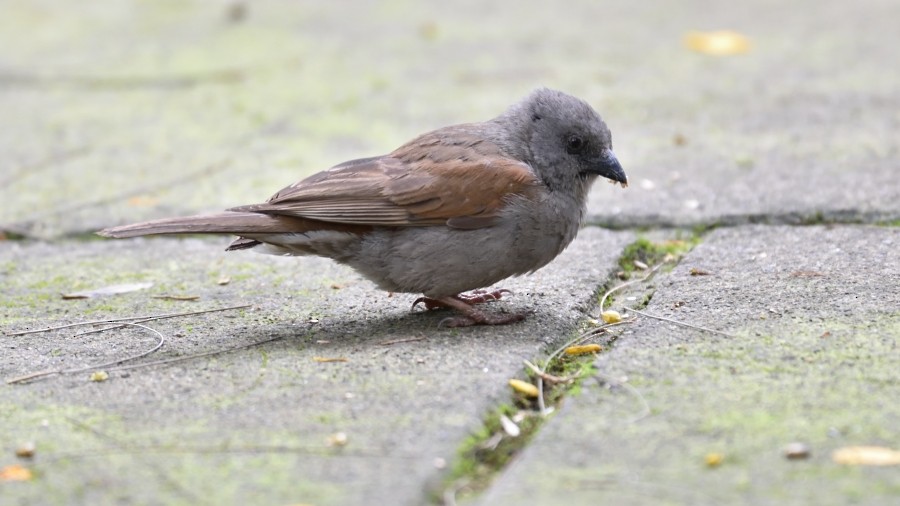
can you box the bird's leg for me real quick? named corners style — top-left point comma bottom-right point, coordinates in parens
top-left (433, 295), bottom-right (526, 328)
top-left (412, 289), bottom-right (511, 311)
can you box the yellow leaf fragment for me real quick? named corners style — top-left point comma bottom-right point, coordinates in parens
top-left (508, 378), bottom-right (539, 398)
top-left (313, 357), bottom-right (348, 363)
top-left (601, 310), bottom-right (622, 324)
top-left (565, 344), bottom-right (603, 356)
top-left (90, 371), bottom-right (109, 382)
top-left (705, 452), bottom-right (724, 467)
top-left (832, 446), bottom-right (900, 466)
top-left (0, 464), bottom-right (33, 481)
top-left (684, 30), bottom-right (751, 55)
top-left (127, 195), bottom-right (159, 207)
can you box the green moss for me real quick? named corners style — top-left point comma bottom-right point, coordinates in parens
top-left (441, 403), bottom-right (542, 503)
top-left (800, 211), bottom-right (827, 225)
top-left (438, 333), bottom-right (605, 503)
top-left (618, 234), bottom-right (700, 275)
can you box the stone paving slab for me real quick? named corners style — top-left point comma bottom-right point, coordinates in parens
top-left (479, 225), bottom-right (899, 506)
top-left (3, 0), bottom-right (897, 239)
top-left (1, 227), bottom-right (633, 505)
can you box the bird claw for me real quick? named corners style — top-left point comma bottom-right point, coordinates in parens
top-left (412, 289), bottom-right (512, 312)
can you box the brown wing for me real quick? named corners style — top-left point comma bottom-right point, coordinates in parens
top-left (229, 129), bottom-right (539, 229)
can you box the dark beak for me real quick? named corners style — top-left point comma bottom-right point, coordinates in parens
top-left (592, 149), bottom-right (627, 187)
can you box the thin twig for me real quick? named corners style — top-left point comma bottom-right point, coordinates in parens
top-left (6, 322), bottom-right (165, 384)
top-left (627, 307), bottom-right (738, 338)
top-left (103, 335), bottom-right (282, 373)
top-left (599, 263), bottom-right (664, 311)
top-left (533, 263), bottom-right (665, 414)
top-left (535, 319), bottom-right (634, 414)
top-left (443, 477), bottom-right (470, 506)
top-left (591, 372), bottom-right (651, 424)
top-left (523, 359), bottom-right (573, 385)
top-left (5, 304), bottom-right (251, 337)
top-left (377, 335), bottom-right (426, 346)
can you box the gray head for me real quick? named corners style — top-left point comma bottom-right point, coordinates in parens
top-left (493, 88), bottom-right (627, 193)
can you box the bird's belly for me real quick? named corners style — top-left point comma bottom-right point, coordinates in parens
top-left (351, 217), bottom-right (578, 297)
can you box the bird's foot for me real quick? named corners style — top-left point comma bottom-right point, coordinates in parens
top-left (412, 294), bottom-right (525, 328)
top-left (412, 289), bottom-right (511, 311)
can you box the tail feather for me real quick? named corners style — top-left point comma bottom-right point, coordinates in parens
top-left (98, 212), bottom-right (309, 239)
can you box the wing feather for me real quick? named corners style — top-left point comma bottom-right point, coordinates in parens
top-left (229, 129), bottom-right (539, 229)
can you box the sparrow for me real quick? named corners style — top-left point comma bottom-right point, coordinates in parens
top-left (100, 88), bottom-right (627, 327)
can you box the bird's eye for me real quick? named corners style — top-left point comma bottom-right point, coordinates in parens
top-left (566, 135), bottom-right (585, 154)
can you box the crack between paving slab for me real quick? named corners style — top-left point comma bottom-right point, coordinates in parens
top-left (588, 208), bottom-right (899, 230)
top-left (4, 207), bottom-right (896, 242)
top-left (430, 233), bottom-right (701, 505)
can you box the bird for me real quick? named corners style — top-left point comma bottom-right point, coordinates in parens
top-left (100, 88), bottom-right (627, 327)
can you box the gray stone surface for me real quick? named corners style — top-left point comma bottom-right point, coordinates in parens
top-left (4, 0), bottom-right (897, 239)
top-left (1, 228), bottom-right (633, 505)
top-left (480, 225), bottom-right (899, 506)
top-left (2, 0), bottom-right (898, 504)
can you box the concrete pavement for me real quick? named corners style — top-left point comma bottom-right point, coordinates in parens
top-left (1, 0), bottom-right (897, 505)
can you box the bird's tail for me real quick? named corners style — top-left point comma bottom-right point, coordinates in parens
top-left (98, 212), bottom-right (306, 239)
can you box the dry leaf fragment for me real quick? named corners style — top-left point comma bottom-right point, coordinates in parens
top-left (565, 344), bottom-right (603, 356)
top-left (89, 371), bottom-right (109, 382)
top-left (832, 446), bottom-right (900, 466)
top-left (217, 276), bottom-right (231, 286)
top-left (15, 442), bottom-right (36, 459)
top-left (0, 464), bottom-right (33, 481)
top-left (62, 282), bottom-right (153, 299)
top-left (152, 295), bottom-right (200, 301)
top-left (313, 357), bottom-right (348, 363)
top-left (127, 195), bottom-right (159, 207)
top-left (690, 268), bottom-right (711, 276)
top-left (508, 379), bottom-right (539, 398)
top-left (499, 414), bottom-right (521, 437)
top-left (783, 442), bottom-right (811, 460)
top-left (377, 336), bottom-right (427, 346)
top-left (326, 432), bottom-right (348, 447)
top-left (684, 30), bottom-right (751, 55)
top-left (601, 310), bottom-right (622, 324)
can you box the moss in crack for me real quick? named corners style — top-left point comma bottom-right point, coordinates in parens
top-left (617, 233), bottom-right (701, 277)
top-left (441, 403), bottom-right (539, 501)
top-left (800, 211), bottom-right (827, 225)
top-left (436, 346), bottom-right (602, 504)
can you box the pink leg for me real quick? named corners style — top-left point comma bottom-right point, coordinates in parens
top-left (410, 292), bottom-right (525, 327)
top-left (412, 289), bottom-right (512, 311)
top-left (433, 295), bottom-right (526, 328)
